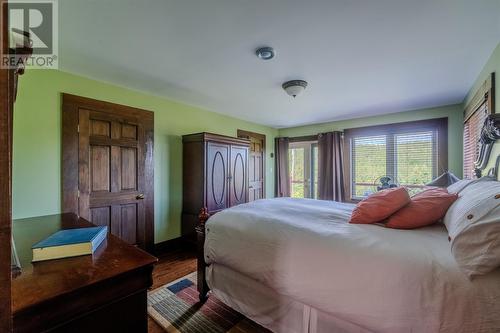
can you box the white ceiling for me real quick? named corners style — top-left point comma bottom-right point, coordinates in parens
top-left (59, 0), bottom-right (500, 128)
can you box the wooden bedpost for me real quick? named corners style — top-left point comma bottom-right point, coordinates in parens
top-left (196, 207), bottom-right (210, 302)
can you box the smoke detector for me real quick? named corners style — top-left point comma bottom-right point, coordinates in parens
top-left (255, 46), bottom-right (275, 60)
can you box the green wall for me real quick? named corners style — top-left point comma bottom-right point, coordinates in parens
top-left (464, 42), bottom-right (500, 114)
top-left (13, 69), bottom-right (278, 243)
top-left (278, 104), bottom-right (464, 177)
top-left (464, 42), bottom-right (500, 173)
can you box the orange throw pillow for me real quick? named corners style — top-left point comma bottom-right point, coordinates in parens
top-left (385, 188), bottom-right (458, 229)
top-left (349, 187), bottom-right (410, 224)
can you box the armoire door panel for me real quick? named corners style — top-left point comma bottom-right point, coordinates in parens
top-left (229, 145), bottom-right (248, 206)
top-left (231, 149), bottom-right (245, 202)
top-left (206, 142), bottom-right (229, 212)
top-left (211, 151), bottom-right (225, 205)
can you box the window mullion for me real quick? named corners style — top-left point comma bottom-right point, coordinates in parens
top-left (304, 145), bottom-right (311, 198)
top-left (310, 143), bottom-right (316, 199)
top-left (433, 130), bottom-right (438, 178)
top-left (386, 134), bottom-right (396, 182)
top-left (351, 139), bottom-right (355, 200)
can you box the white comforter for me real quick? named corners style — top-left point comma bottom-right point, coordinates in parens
top-left (205, 198), bottom-right (500, 333)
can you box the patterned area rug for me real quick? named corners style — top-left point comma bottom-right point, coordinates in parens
top-left (148, 273), bottom-right (271, 333)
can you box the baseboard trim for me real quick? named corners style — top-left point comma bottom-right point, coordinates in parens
top-left (154, 237), bottom-right (191, 256)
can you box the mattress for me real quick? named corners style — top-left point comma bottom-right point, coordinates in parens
top-left (204, 197), bottom-right (500, 332)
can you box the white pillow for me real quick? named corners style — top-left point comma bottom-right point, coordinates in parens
top-left (446, 176), bottom-right (496, 194)
top-left (444, 180), bottom-right (500, 277)
top-left (446, 179), bottom-right (473, 194)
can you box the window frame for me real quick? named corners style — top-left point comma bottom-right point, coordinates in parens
top-left (463, 72), bottom-right (495, 178)
top-left (463, 102), bottom-right (489, 179)
top-left (343, 118), bottom-right (448, 202)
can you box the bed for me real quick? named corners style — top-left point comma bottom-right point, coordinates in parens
top-left (195, 115), bottom-right (500, 333)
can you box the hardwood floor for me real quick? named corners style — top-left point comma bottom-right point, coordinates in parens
top-left (148, 248), bottom-right (197, 332)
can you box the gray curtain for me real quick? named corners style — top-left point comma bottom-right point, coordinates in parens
top-left (318, 131), bottom-right (345, 201)
top-left (275, 137), bottom-right (290, 197)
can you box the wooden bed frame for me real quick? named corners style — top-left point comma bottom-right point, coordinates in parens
top-left (196, 207), bottom-right (210, 302)
top-left (195, 113), bottom-right (500, 302)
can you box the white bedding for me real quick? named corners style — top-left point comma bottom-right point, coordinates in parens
top-left (204, 198), bottom-right (500, 333)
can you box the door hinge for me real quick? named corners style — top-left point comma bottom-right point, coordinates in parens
top-left (77, 124), bottom-right (80, 133)
top-left (77, 190), bottom-right (80, 198)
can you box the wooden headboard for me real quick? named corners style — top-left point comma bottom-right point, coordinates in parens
top-left (474, 114), bottom-right (500, 180)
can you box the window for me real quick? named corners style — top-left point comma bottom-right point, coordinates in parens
top-left (345, 118), bottom-right (447, 200)
top-left (351, 135), bottom-right (387, 198)
top-left (463, 104), bottom-right (487, 179)
top-left (288, 141), bottom-right (318, 198)
top-left (463, 74), bottom-right (494, 179)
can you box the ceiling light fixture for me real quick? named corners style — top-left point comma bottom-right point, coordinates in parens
top-left (282, 80), bottom-right (308, 98)
top-left (255, 46), bottom-right (275, 60)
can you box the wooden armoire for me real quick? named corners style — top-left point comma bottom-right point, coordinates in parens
top-left (182, 133), bottom-right (249, 240)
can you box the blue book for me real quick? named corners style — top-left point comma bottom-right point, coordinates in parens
top-left (32, 226), bottom-right (108, 262)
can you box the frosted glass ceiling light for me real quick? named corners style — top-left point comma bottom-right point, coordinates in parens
top-left (282, 80), bottom-right (308, 98)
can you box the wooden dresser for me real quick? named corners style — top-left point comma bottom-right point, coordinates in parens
top-left (182, 133), bottom-right (249, 240)
top-left (12, 213), bottom-right (157, 333)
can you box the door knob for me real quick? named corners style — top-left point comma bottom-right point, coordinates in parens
top-left (136, 194), bottom-right (145, 200)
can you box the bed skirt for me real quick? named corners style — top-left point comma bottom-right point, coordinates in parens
top-left (207, 264), bottom-right (371, 333)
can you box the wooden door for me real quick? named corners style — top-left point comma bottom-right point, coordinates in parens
top-left (81, 109), bottom-right (145, 246)
top-left (206, 142), bottom-right (229, 212)
top-left (62, 94), bottom-right (154, 252)
top-left (238, 130), bottom-right (265, 201)
top-left (229, 145), bottom-right (248, 206)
